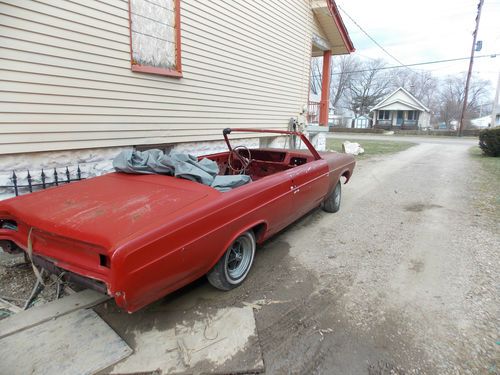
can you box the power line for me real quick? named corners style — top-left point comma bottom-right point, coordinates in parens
top-left (309, 53), bottom-right (498, 77)
top-left (337, 4), bottom-right (412, 71)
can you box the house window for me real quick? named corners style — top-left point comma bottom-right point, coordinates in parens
top-left (129, 0), bottom-right (182, 77)
top-left (378, 110), bottom-right (390, 120)
top-left (407, 111), bottom-right (418, 120)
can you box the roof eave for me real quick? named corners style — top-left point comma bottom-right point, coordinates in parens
top-left (371, 99), bottom-right (429, 112)
top-left (326, 0), bottom-right (355, 53)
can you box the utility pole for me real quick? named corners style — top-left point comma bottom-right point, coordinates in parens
top-left (491, 72), bottom-right (500, 127)
top-left (458, 0), bottom-right (484, 136)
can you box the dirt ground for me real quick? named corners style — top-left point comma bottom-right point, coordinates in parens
top-left (2, 136), bottom-right (499, 374)
top-left (0, 252), bottom-right (79, 315)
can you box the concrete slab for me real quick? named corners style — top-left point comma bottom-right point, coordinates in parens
top-left (0, 308), bottom-right (132, 375)
top-left (109, 306), bottom-right (264, 374)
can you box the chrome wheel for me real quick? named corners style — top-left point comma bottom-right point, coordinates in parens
top-left (207, 230), bottom-right (256, 290)
top-left (224, 232), bottom-right (255, 283)
top-left (226, 235), bottom-right (253, 281)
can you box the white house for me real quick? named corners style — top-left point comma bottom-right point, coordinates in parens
top-left (470, 115), bottom-right (492, 128)
top-left (371, 87), bottom-right (431, 130)
top-left (0, 0), bottom-right (354, 199)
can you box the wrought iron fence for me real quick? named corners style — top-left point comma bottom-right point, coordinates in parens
top-left (0, 166), bottom-right (84, 197)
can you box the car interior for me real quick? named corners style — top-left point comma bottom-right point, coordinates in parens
top-left (204, 148), bottom-right (316, 180)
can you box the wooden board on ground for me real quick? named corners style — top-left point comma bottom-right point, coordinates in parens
top-left (0, 308), bottom-right (132, 375)
top-left (0, 289), bottom-right (109, 339)
top-left (109, 306), bottom-right (264, 374)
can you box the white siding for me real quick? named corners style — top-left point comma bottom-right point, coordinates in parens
top-left (381, 103), bottom-right (421, 111)
top-left (0, 0), bottom-right (325, 154)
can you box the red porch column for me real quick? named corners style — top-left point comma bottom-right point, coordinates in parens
top-left (319, 50), bottom-right (332, 126)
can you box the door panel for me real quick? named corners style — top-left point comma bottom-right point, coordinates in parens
top-left (288, 160), bottom-right (329, 219)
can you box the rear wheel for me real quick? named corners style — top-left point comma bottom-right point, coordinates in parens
top-left (207, 231), bottom-right (256, 290)
top-left (321, 180), bottom-right (342, 213)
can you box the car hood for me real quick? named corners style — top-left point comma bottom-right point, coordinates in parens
top-left (0, 173), bottom-right (218, 250)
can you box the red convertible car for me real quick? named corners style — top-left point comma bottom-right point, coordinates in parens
top-left (0, 129), bottom-right (355, 312)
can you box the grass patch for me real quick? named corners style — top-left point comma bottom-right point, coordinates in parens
top-left (326, 138), bottom-right (417, 159)
top-left (469, 146), bottom-right (500, 216)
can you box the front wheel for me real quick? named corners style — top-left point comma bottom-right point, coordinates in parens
top-left (321, 180), bottom-right (342, 213)
top-left (207, 231), bottom-right (256, 291)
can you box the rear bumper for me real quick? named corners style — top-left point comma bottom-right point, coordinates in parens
top-left (33, 254), bottom-right (109, 295)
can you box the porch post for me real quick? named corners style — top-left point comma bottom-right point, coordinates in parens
top-left (319, 50), bottom-right (332, 126)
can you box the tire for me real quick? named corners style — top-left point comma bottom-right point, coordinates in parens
top-left (207, 230), bottom-right (256, 291)
top-left (321, 180), bottom-right (342, 213)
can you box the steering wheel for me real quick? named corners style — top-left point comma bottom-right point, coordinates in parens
top-left (228, 145), bottom-right (252, 174)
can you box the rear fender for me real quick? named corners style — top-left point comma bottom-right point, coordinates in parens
top-left (208, 220), bottom-right (268, 271)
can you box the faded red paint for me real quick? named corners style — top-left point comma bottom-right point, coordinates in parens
top-left (0, 129), bottom-right (355, 313)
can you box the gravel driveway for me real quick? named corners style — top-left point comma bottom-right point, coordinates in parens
top-left (97, 136), bottom-right (498, 374)
top-left (278, 137), bottom-right (499, 374)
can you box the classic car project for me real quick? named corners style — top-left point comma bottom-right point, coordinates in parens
top-left (0, 129), bottom-right (355, 312)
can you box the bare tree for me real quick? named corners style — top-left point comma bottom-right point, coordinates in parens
top-left (436, 73), bottom-right (491, 128)
top-left (346, 59), bottom-right (392, 126)
top-left (329, 55), bottom-right (361, 112)
top-left (390, 70), bottom-right (438, 107)
top-left (309, 57), bottom-right (323, 100)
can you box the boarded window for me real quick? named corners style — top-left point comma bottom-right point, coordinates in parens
top-left (129, 0), bottom-right (182, 77)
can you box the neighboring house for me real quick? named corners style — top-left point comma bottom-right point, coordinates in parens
top-left (371, 87), bottom-right (431, 130)
top-left (492, 110), bottom-right (500, 127)
top-left (471, 112), bottom-right (500, 128)
top-left (0, 0), bottom-right (354, 199)
top-left (470, 115), bottom-right (492, 128)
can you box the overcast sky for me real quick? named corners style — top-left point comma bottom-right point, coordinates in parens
top-left (336, 0), bottom-right (500, 92)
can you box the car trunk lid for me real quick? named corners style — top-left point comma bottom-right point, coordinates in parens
top-left (0, 173), bottom-right (216, 251)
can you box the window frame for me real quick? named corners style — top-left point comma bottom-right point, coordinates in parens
top-left (128, 0), bottom-right (183, 78)
top-left (378, 110), bottom-right (391, 120)
top-left (407, 110), bottom-right (418, 121)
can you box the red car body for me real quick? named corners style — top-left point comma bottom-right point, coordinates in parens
top-left (0, 129), bottom-right (355, 312)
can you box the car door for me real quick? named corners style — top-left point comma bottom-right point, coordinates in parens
top-left (254, 172), bottom-right (295, 234)
top-left (288, 159), bottom-right (330, 220)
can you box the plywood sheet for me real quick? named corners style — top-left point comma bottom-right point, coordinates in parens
top-left (0, 308), bottom-right (132, 375)
top-left (0, 289), bottom-right (110, 339)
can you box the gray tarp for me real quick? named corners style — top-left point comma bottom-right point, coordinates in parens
top-left (113, 149), bottom-right (251, 192)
